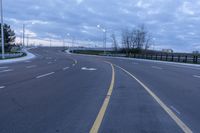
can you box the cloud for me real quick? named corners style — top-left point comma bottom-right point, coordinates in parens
top-left (3, 0), bottom-right (200, 52)
top-left (76, 0), bottom-right (84, 4)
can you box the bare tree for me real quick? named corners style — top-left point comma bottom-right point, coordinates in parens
top-left (121, 24), bottom-right (152, 54)
top-left (134, 24), bottom-right (146, 50)
top-left (144, 34), bottom-right (153, 52)
top-left (122, 29), bottom-right (131, 56)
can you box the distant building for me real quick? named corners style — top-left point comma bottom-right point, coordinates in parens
top-left (162, 49), bottom-right (173, 53)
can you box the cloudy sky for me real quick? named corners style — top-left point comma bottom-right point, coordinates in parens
top-left (3, 0), bottom-right (200, 52)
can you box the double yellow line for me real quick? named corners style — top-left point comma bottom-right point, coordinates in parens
top-left (90, 62), bottom-right (115, 133)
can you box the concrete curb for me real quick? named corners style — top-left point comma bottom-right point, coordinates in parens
top-left (0, 48), bottom-right (36, 64)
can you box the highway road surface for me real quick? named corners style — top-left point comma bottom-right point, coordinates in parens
top-left (0, 47), bottom-right (200, 133)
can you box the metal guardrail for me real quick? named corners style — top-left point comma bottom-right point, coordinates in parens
top-left (127, 54), bottom-right (200, 64)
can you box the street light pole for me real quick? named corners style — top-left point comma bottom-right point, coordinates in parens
top-left (26, 35), bottom-right (29, 47)
top-left (67, 33), bottom-right (73, 52)
top-left (22, 24), bottom-right (25, 47)
top-left (104, 29), bottom-right (107, 55)
top-left (63, 39), bottom-right (65, 49)
top-left (97, 25), bottom-right (107, 55)
top-left (49, 39), bottom-right (52, 47)
top-left (0, 0), bottom-right (5, 59)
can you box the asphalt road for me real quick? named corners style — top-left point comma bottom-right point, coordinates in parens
top-left (0, 47), bottom-right (200, 133)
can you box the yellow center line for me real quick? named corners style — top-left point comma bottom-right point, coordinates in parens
top-left (90, 61), bottom-right (115, 133)
top-left (114, 64), bottom-right (193, 133)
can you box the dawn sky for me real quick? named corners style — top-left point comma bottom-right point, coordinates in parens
top-left (3, 0), bottom-right (200, 52)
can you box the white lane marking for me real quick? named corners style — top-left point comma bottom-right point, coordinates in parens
top-left (193, 75), bottom-right (200, 78)
top-left (63, 67), bottom-right (69, 70)
top-left (72, 64), bottom-right (75, 66)
top-left (36, 72), bottom-right (55, 79)
top-left (26, 65), bottom-right (37, 69)
top-left (74, 59), bottom-right (78, 64)
top-left (0, 86), bottom-right (5, 89)
top-left (0, 69), bottom-right (13, 73)
top-left (24, 60), bottom-right (31, 63)
top-left (81, 67), bottom-right (97, 71)
top-left (133, 62), bottom-right (139, 65)
top-left (165, 64), bottom-right (200, 70)
top-left (0, 67), bottom-right (8, 69)
top-left (46, 57), bottom-right (52, 60)
top-left (170, 106), bottom-right (181, 115)
top-left (48, 62), bottom-right (53, 64)
top-left (152, 66), bottom-right (163, 70)
top-left (115, 65), bottom-right (193, 133)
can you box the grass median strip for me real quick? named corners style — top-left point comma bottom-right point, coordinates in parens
top-left (90, 62), bottom-right (115, 133)
top-left (115, 64), bottom-right (193, 133)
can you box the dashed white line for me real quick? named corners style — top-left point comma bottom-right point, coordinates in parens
top-left (81, 67), bottom-right (97, 71)
top-left (74, 60), bottom-right (78, 64)
top-left (133, 62), bottom-right (139, 65)
top-left (152, 66), bottom-right (163, 70)
top-left (46, 57), bottom-right (52, 60)
top-left (48, 62), bottom-right (53, 64)
top-left (36, 72), bottom-right (55, 79)
top-left (170, 106), bottom-right (181, 115)
top-left (0, 69), bottom-right (13, 73)
top-left (63, 67), bottom-right (69, 70)
top-left (26, 65), bottom-right (37, 69)
top-left (0, 67), bottom-right (8, 69)
top-left (193, 75), bottom-right (200, 78)
top-left (0, 86), bottom-right (5, 89)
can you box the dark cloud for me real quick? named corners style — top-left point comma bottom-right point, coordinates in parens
top-left (3, 0), bottom-right (200, 52)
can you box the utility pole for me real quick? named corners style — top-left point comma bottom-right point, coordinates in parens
top-left (26, 35), bottom-right (29, 47)
top-left (0, 0), bottom-right (4, 59)
top-left (63, 39), bottom-right (65, 49)
top-left (104, 30), bottom-right (107, 55)
top-left (97, 25), bottom-right (107, 55)
top-left (50, 39), bottom-right (52, 47)
top-left (71, 37), bottom-right (74, 53)
top-left (22, 24), bottom-right (25, 47)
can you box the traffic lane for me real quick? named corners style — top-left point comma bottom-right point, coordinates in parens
top-left (115, 57), bottom-right (200, 79)
top-left (0, 47), bottom-right (60, 68)
top-left (71, 54), bottom-right (200, 75)
top-left (0, 56), bottom-right (112, 133)
top-left (105, 58), bottom-right (199, 132)
top-left (100, 66), bottom-right (182, 133)
top-left (131, 58), bottom-right (200, 75)
top-left (0, 55), bottom-right (75, 89)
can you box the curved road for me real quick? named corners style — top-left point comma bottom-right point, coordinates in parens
top-left (0, 47), bottom-right (200, 133)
